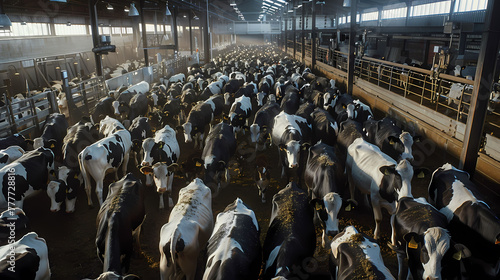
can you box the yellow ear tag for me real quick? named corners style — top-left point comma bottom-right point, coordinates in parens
top-left (408, 237), bottom-right (418, 249)
top-left (328, 236), bottom-right (333, 240)
top-left (384, 169), bottom-right (391, 176)
top-left (196, 162), bottom-right (202, 167)
top-left (418, 171), bottom-right (425, 179)
top-left (453, 251), bottom-right (462, 261)
top-left (342, 105), bottom-right (346, 109)
top-left (50, 144), bottom-right (55, 148)
top-left (315, 203), bottom-right (322, 211)
top-left (74, 174), bottom-right (79, 179)
top-left (159, 144), bottom-right (163, 149)
top-left (389, 139), bottom-right (395, 145)
top-left (66, 188), bottom-right (70, 194)
top-left (495, 240), bottom-right (500, 245)
top-left (345, 204), bottom-right (352, 212)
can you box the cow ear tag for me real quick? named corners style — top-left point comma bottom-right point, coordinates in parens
top-left (408, 237), bottom-right (418, 249)
top-left (159, 143), bottom-right (164, 149)
top-left (66, 188), bottom-right (70, 194)
top-left (389, 139), bottom-right (395, 145)
top-left (196, 162), bottom-right (202, 167)
top-left (50, 143), bottom-right (55, 148)
top-left (315, 203), bottom-right (322, 211)
top-left (417, 171), bottom-right (426, 179)
top-left (345, 204), bottom-right (352, 212)
top-left (453, 251), bottom-right (462, 261)
top-left (495, 240), bottom-right (500, 245)
top-left (74, 174), bottom-right (79, 179)
top-left (384, 169), bottom-right (391, 176)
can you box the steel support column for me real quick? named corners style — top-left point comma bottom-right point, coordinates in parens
top-left (311, 0), bottom-right (317, 70)
top-left (173, 6), bottom-right (179, 55)
top-left (88, 0), bottom-right (103, 76)
top-left (204, 1), bottom-right (211, 63)
top-left (284, 15), bottom-right (288, 53)
top-left (347, 0), bottom-right (357, 95)
top-left (301, 2), bottom-right (305, 63)
top-left (189, 13), bottom-right (193, 55)
top-left (293, 12), bottom-right (297, 58)
top-left (140, 0), bottom-right (149, 67)
top-left (459, 0), bottom-right (500, 176)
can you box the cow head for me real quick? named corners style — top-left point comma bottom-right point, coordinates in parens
top-left (255, 165), bottom-right (271, 203)
top-left (256, 92), bottom-right (266, 106)
top-left (400, 131), bottom-right (415, 162)
top-left (140, 162), bottom-right (178, 194)
top-left (404, 227), bottom-right (462, 280)
top-left (0, 207), bottom-right (28, 232)
top-left (149, 92), bottom-right (158, 107)
top-left (311, 192), bottom-right (343, 248)
top-left (204, 159), bottom-right (228, 195)
top-left (249, 124), bottom-right (261, 143)
top-left (279, 140), bottom-right (306, 169)
top-left (224, 92), bottom-right (233, 106)
top-left (47, 166), bottom-right (80, 213)
top-left (182, 122), bottom-right (192, 143)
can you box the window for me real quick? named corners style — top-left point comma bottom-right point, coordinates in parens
top-left (54, 24), bottom-right (87, 36)
top-left (6, 22), bottom-right (51, 37)
top-left (411, 1), bottom-right (451, 16)
top-left (454, 0), bottom-right (487, 12)
top-left (381, 7), bottom-right (407, 19)
top-left (362, 11), bottom-right (379, 21)
top-left (346, 14), bottom-right (360, 23)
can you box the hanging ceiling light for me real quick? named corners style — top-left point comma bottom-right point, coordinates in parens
top-left (165, 2), bottom-right (171, 16)
top-left (128, 3), bottom-right (139, 16)
top-left (124, 6), bottom-right (130, 12)
top-left (230, 0), bottom-right (236, 6)
top-left (50, 0), bottom-right (67, 2)
top-left (0, 0), bottom-right (12, 27)
top-left (106, 3), bottom-right (114, 10)
top-left (193, 12), bottom-right (199, 20)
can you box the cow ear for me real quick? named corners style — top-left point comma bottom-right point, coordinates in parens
top-left (309, 198), bottom-right (324, 211)
top-left (414, 168), bottom-right (430, 179)
top-left (218, 160), bottom-right (226, 169)
top-left (403, 233), bottom-right (422, 249)
top-left (452, 243), bottom-right (471, 261)
top-left (158, 141), bottom-right (165, 149)
top-left (140, 166), bottom-right (153, 175)
top-left (278, 144), bottom-right (286, 151)
top-left (301, 142), bottom-right (311, 151)
top-left (167, 163), bottom-right (179, 172)
top-left (413, 135), bottom-right (423, 143)
top-left (379, 165), bottom-right (395, 176)
top-left (388, 136), bottom-right (399, 146)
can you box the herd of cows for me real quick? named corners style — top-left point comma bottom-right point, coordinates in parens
top-left (0, 45), bottom-right (498, 280)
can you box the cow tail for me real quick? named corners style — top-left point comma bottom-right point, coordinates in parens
top-left (170, 228), bottom-right (182, 274)
top-left (79, 150), bottom-right (91, 192)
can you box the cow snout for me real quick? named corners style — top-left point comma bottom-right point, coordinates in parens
top-left (50, 208), bottom-right (59, 213)
top-left (157, 187), bottom-right (167, 193)
top-left (426, 277), bottom-right (439, 280)
top-left (141, 161), bottom-right (150, 167)
top-left (66, 209), bottom-right (75, 214)
top-left (290, 163), bottom-right (298, 168)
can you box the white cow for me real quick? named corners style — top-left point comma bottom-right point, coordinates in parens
top-left (0, 232), bottom-right (51, 279)
top-left (0, 145), bottom-right (24, 169)
top-left (346, 137), bottom-right (414, 240)
top-left (159, 178), bottom-right (214, 280)
top-left (99, 116), bottom-right (126, 138)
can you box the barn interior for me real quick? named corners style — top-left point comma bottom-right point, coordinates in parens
top-left (0, 0), bottom-right (499, 279)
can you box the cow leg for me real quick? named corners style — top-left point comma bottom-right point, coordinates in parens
top-left (133, 215), bottom-right (146, 255)
top-left (122, 151), bottom-right (130, 177)
top-left (159, 193), bottom-right (165, 209)
top-left (371, 195), bottom-right (382, 240)
top-left (95, 175), bottom-right (105, 206)
top-left (346, 166), bottom-right (358, 207)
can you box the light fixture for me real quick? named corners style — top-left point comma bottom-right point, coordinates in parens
top-left (124, 6), bottom-right (130, 12)
top-left (230, 0), bottom-right (236, 6)
top-left (50, 0), bottom-right (67, 2)
top-left (165, 2), bottom-right (171, 16)
top-left (193, 12), bottom-right (199, 20)
top-left (8, 65), bottom-right (19, 76)
top-left (0, 0), bottom-right (12, 27)
top-left (128, 3), bottom-right (139, 16)
top-left (183, 14), bottom-right (187, 18)
top-left (343, 0), bottom-right (351, 7)
top-left (106, 3), bottom-right (114, 10)
top-left (20, 21), bottom-right (26, 25)
top-left (66, 21), bottom-right (71, 26)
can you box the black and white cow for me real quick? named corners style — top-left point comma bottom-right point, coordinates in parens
top-left (330, 226), bottom-right (395, 280)
top-left (262, 182), bottom-right (316, 280)
top-left (128, 117), bottom-right (153, 167)
top-left (139, 125), bottom-right (180, 209)
top-left (271, 111), bottom-right (312, 180)
top-left (182, 102), bottom-right (213, 149)
top-left (46, 120), bottom-right (98, 213)
top-left (0, 147), bottom-right (55, 210)
top-left (390, 196), bottom-right (469, 280)
top-left (255, 154), bottom-right (271, 204)
top-left (159, 179), bottom-right (213, 280)
top-left (33, 113), bottom-right (68, 161)
top-left (305, 141), bottom-right (344, 248)
top-left (222, 79), bottom-right (245, 96)
top-left (96, 173), bottom-right (145, 275)
top-left (280, 88), bottom-right (300, 115)
top-left (79, 126), bottom-right (131, 207)
top-left (203, 198), bottom-right (261, 280)
top-left (83, 272), bottom-right (141, 280)
top-left (428, 163), bottom-right (500, 279)
top-left (199, 80), bottom-right (223, 101)
top-left (346, 138), bottom-right (414, 240)
top-left (0, 134), bottom-right (32, 151)
top-left (204, 94), bottom-right (225, 121)
top-left (99, 116), bottom-right (126, 138)
top-left (229, 95), bottom-right (252, 134)
top-left (0, 207), bottom-right (28, 240)
top-left (250, 100), bottom-right (280, 151)
top-left (310, 108), bottom-right (338, 147)
top-left (0, 146), bottom-right (25, 169)
top-left (363, 117), bottom-right (415, 162)
top-left (345, 99), bottom-right (373, 123)
top-left (198, 122), bottom-right (236, 196)
top-left (92, 96), bottom-right (116, 124)
top-left (127, 93), bottom-right (149, 121)
top-left (0, 232), bottom-right (50, 279)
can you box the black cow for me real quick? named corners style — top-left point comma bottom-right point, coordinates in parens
top-left (428, 163), bottom-right (500, 279)
top-left (229, 95), bottom-right (252, 133)
top-left (222, 78), bottom-right (244, 95)
top-left (262, 182), bottom-right (316, 280)
top-left (197, 122), bottom-right (236, 196)
top-left (310, 108), bottom-right (338, 147)
top-left (295, 101), bottom-right (316, 124)
top-left (250, 100), bottom-right (280, 150)
top-left (161, 98), bottom-right (182, 127)
top-left (305, 142), bottom-right (345, 248)
top-left (0, 134), bottom-right (32, 151)
top-left (128, 117), bottom-right (153, 166)
top-left (203, 198), bottom-right (261, 280)
top-left (181, 102), bottom-right (213, 149)
top-left (92, 96), bottom-right (116, 124)
top-left (280, 88), bottom-right (300, 115)
top-left (96, 173), bottom-right (145, 274)
top-left (255, 154), bottom-right (271, 203)
top-left (33, 113), bottom-right (68, 161)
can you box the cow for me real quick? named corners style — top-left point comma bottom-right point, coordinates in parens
top-left (204, 94), bottom-right (225, 121)
top-left (92, 96), bottom-right (116, 124)
top-left (390, 196), bottom-right (470, 280)
top-left (229, 95), bottom-right (252, 134)
top-left (310, 108), bottom-right (338, 147)
top-left (343, 99), bottom-right (373, 123)
top-left (99, 116), bottom-right (126, 138)
top-left (332, 93), bottom-right (354, 119)
top-left (0, 207), bottom-right (28, 241)
top-left (46, 120), bottom-right (99, 213)
top-left (0, 147), bottom-right (55, 210)
top-left (203, 198), bottom-right (261, 280)
top-left (159, 178), bottom-right (213, 280)
top-left (199, 80), bottom-right (223, 101)
top-left (169, 73), bottom-right (185, 83)
top-left (33, 113), bottom-right (68, 161)
top-left (336, 119), bottom-right (366, 166)
top-left (127, 93), bottom-right (149, 121)
top-left (96, 173), bottom-right (145, 275)
top-left (250, 100), bottom-right (280, 150)
top-left (222, 78), bottom-right (245, 95)
top-left (255, 154), bottom-right (271, 204)
top-left (280, 88), bottom-right (300, 115)
top-left (79, 128), bottom-right (132, 207)
top-left (262, 182), bottom-right (316, 280)
top-left (139, 125), bottom-right (180, 209)
top-left (0, 146), bottom-right (24, 169)
top-left (304, 141), bottom-right (344, 248)
top-left (0, 232), bottom-right (51, 279)
top-left (83, 272), bottom-right (141, 280)
top-left (128, 117), bottom-right (153, 167)
top-left (178, 150), bottom-right (203, 183)
top-left (198, 122), bottom-right (236, 196)
top-left (182, 102), bottom-right (213, 149)
top-left (428, 163), bottom-right (500, 279)
top-left (346, 137), bottom-right (414, 240)
top-left (271, 111), bottom-right (311, 180)
top-left (330, 226), bottom-right (395, 280)
top-left (363, 117), bottom-right (416, 162)
top-left (0, 134), bottom-right (32, 151)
